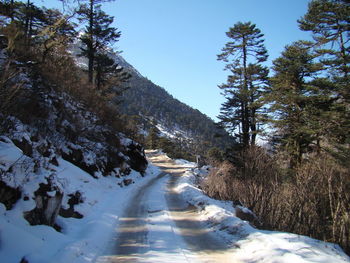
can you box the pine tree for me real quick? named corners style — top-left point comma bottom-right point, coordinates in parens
top-left (266, 41), bottom-right (331, 167)
top-left (18, 0), bottom-right (47, 46)
top-left (94, 52), bottom-right (130, 92)
top-left (217, 22), bottom-right (268, 148)
top-left (298, 0), bottom-right (350, 83)
top-left (298, 0), bottom-right (350, 151)
top-left (77, 0), bottom-right (120, 86)
top-left (0, 1), bottom-right (56, 57)
top-left (38, 8), bottom-right (76, 62)
top-left (146, 127), bottom-right (160, 149)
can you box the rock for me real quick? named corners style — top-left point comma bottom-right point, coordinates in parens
top-left (24, 178), bottom-right (63, 227)
top-left (123, 179), bottom-right (133, 186)
top-left (61, 146), bottom-right (83, 164)
top-left (59, 191), bottom-right (83, 219)
top-left (103, 131), bottom-right (121, 148)
top-left (102, 150), bottom-right (125, 176)
top-left (36, 141), bottom-right (53, 158)
top-left (125, 143), bottom-right (148, 174)
top-left (233, 200), bottom-right (243, 206)
top-left (0, 181), bottom-right (21, 210)
top-left (49, 156), bottom-right (59, 166)
top-left (61, 147), bottom-right (98, 178)
top-left (12, 137), bottom-right (33, 157)
top-left (120, 161), bottom-right (131, 176)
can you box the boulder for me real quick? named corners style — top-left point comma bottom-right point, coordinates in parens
top-left (12, 137), bottom-right (33, 157)
top-left (102, 149), bottom-right (125, 176)
top-left (123, 179), bottom-right (134, 186)
top-left (120, 161), bottom-right (131, 176)
top-left (61, 147), bottom-right (98, 178)
top-left (24, 177), bottom-right (63, 228)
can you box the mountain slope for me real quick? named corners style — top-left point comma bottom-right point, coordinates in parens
top-left (113, 54), bottom-right (234, 154)
top-left (68, 39), bottom-right (234, 157)
top-left (0, 45), bottom-right (149, 254)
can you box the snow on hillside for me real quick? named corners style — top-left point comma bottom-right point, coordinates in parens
top-left (156, 122), bottom-right (192, 141)
top-left (0, 139), bottom-right (160, 263)
top-left (68, 38), bottom-right (142, 78)
top-left (0, 47), bottom-right (150, 262)
top-left (174, 161), bottom-right (350, 263)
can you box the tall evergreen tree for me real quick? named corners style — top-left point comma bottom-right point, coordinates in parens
top-left (298, 0), bottom-right (350, 150)
top-left (38, 8), bottom-right (76, 62)
top-left (94, 52), bottom-right (130, 92)
top-left (217, 22), bottom-right (268, 148)
top-left (266, 41), bottom-right (331, 167)
top-left (298, 0), bottom-right (350, 82)
top-left (146, 127), bottom-right (160, 149)
top-left (77, 0), bottom-right (120, 86)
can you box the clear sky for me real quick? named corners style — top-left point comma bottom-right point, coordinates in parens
top-left (34, 0), bottom-right (312, 121)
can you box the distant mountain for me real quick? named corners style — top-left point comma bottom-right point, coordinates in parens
top-left (68, 40), bottom-right (234, 156)
top-left (113, 54), bottom-right (235, 155)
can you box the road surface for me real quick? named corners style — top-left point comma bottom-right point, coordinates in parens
top-left (97, 151), bottom-right (238, 262)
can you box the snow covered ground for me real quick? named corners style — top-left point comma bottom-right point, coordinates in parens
top-left (1, 146), bottom-right (350, 263)
top-left (96, 151), bottom-right (237, 263)
top-left (175, 160), bottom-right (350, 263)
top-left (0, 139), bottom-right (160, 263)
top-left (97, 170), bottom-right (200, 263)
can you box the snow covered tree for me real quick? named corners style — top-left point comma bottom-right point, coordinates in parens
top-left (217, 22), bottom-right (268, 148)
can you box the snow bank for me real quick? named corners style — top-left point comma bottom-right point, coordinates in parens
top-left (174, 163), bottom-right (350, 263)
top-left (0, 139), bottom-right (160, 263)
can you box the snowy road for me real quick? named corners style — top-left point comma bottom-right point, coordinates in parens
top-left (96, 151), bottom-right (237, 263)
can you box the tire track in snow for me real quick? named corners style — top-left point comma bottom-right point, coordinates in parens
top-left (97, 151), bottom-right (238, 262)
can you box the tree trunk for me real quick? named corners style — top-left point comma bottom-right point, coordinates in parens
top-left (250, 108), bottom-right (257, 145)
top-left (242, 38), bottom-right (250, 148)
top-left (88, 0), bottom-right (94, 84)
top-left (10, 0), bottom-right (14, 22)
top-left (24, 0), bottom-right (30, 42)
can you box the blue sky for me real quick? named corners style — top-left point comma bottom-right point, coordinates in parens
top-left (34, 0), bottom-right (311, 120)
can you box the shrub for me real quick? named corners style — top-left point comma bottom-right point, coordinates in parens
top-left (202, 147), bottom-right (350, 254)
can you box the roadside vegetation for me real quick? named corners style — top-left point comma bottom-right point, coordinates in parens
top-left (0, 0), bottom-right (136, 137)
top-left (204, 0), bottom-right (350, 254)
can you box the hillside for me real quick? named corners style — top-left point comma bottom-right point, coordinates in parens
top-left (113, 54), bottom-right (235, 154)
top-left (68, 41), bottom-right (235, 158)
top-left (0, 30), bottom-right (150, 261)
